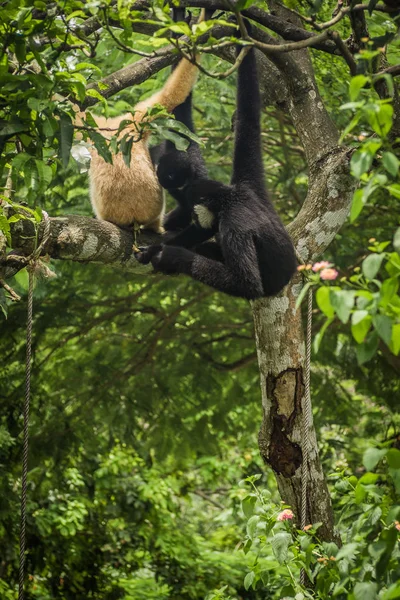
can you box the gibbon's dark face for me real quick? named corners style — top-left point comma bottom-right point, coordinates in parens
top-left (156, 151), bottom-right (192, 190)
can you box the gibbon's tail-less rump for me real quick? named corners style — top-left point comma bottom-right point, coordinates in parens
top-left (87, 14), bottom-right (205, 233)
top-left (137, 25), bottom-right (297, 300)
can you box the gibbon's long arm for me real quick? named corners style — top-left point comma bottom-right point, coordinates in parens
top-left (133, 8), bottom-right (207, 131)
top-left (133, 57), bottom-right (200, 129)
top-left (230, 46), bottom-right (265, 197)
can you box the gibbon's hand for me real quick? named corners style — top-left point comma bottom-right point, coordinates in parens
top-left (150, 245), bottom-right (181, 274)
top-left (143, 245), bottom-right (193, 275)
top-left (135, 244), bottom-right (162, 265)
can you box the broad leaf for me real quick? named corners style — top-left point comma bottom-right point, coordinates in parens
top-left (362, 254), bottom-right (384, 280)
top-left (271, 532), bottom-right (291, 564)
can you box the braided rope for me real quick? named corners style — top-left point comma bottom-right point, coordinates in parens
top-left (300, 287), bottom-right (313, 586)
top-left (18, 212), bottom-right (51, 600)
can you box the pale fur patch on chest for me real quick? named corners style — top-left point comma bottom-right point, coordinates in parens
top-left (194, 204), bottom-right (215, 229)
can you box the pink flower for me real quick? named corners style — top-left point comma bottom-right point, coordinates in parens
top-left (277, 509), bottom-right (294, 521)
top-left (395, 521), bottom-right (400, 532)
top-left (320, 268), bottom-right (339, 281)
top-left (312, 261), bottom-right (331, 272)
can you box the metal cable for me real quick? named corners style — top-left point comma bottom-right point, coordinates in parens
top-left (18, 212), bottom-right (50, 600)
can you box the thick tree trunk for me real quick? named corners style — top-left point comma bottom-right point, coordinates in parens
top-left (251, 1), bottom-right (357, 541)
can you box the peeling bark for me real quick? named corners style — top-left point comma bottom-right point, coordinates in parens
top-left (253, 282), bottom-right (338, 541)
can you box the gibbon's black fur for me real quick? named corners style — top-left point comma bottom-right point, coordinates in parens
top-left (150, 6), bottom-right (209, 231)
top-left (138, 31), bottom-right (297, 300)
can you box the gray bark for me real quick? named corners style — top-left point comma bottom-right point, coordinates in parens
top-left (3, 212), bottom-right (156, 278)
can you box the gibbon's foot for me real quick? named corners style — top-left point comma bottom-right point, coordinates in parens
top-left (135, 244), bottom-right (163, 265)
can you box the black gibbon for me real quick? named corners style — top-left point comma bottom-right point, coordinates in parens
top-left (150, 6), bottom-right (209, 232)
top-left (86, 12), bottom-right (206, 233)
top-left (136, 36), bottom-right (297, 300)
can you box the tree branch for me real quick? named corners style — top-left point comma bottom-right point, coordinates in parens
top-left (5, 214), bottom-right (159, 276)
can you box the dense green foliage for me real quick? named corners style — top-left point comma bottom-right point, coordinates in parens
top-left (1, 0), bottom-right (399, 598)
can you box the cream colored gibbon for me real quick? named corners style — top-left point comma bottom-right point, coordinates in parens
top-left (87, 19), bottom-right (205, 233)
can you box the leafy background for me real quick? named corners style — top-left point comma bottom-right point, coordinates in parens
top-left (0, 0), bottom-right (399, 598)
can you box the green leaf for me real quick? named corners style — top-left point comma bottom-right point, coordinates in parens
top-left (351, 150), bottom-right (373, 179)
top-left (387, 449), bottom-right (400, 469)
top-left (354, 582), bottom-right (378, 600)
top-left (367, 103), bottom-right (393, 138)
top-left (120, 134), bottom-right (133, 168)
top-left (356, 330), bottom-right (379, 365)
top-left (380, 277), bottom-right (399, 308)
top-left (236, 0), bottom-right (257, 9)
top-left (88, 130), bottom-right (113, 164)
top-left (86, 88), bottom-right (107, 108)
top-left (376, 527), bottom-right (397, 579)
top-left (35, 159), bottom-right (53, 189)
top-left (0, 119), bottom-right (27, 137)
top-left (362, 253), bottom-right (384, 279)
top-left (381, 582), bottom-right (400, 600)
top-left (390, 323), bottom-right (400, 355)
top-left (0, 214), bottom-right (11, 245)
top-left (339, 113), bottom-right (361, 143)
top-left (390, 468), bottom-right (400, 495)
top-left (393, 228), bottom-right (400, 254)
top-left (246, 515), bottom-right (260, 540)
top-left (243, 571), bottom-right (255, 591)
top-left (363, 447), bottom-right (387, 471)
top-left (330, 290), bottom-right (355, 324)
top-left (382, 152), bottom-right (399, 178)
top-left (295, 281), bottom-right (312, 310)
top-left (242, 495), bottom-right (257, 519)
top-left (313, 317), bottom-right (334, 353)
top-left (0, 288), bottom-right (7, 318)
top-left (271, 532), bottom-right (292, 564)
top-left (350, 188), bottom-right (365, 222)
top-left (349, 75), bottom-right (369, 101)
top-left (372, 314), bottom-right (392, 346)
top-left (387, 184), bottom-right (400, 200)
top-left (161, 128), bottom-right (190, 152)
top-left (58, 112), bottom-right (74, 168)
top-left (316, 286), bottom-right (334, 318)
top-left (355, 480), bottom-right (367, 504)
top-left (351, 311), bottom-right (372, 344)
top-left (359, 472), bottom-right (379, 484)
top-left (336, 542), bottom-right (358, 561)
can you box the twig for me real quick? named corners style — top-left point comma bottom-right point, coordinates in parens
top-left (171, 38), bottom-right (251, 79)
top-left (328, 30), bottom-right (357, 75)
top-left (0, 279), bottom-right (21, 302)
top-left (376, 64), bottom-right (400, 78)
top-left (251, 30), bottom-right (330, 53)
top-left (103, 9), bottom-right (159, 57)
top-left (311, 3), bottom-right (398, 30)
top-left (193, 489), bottom-right (225, 509)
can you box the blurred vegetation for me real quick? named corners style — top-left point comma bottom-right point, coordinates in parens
top-left (0, 0), bottom-right (399, 598)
